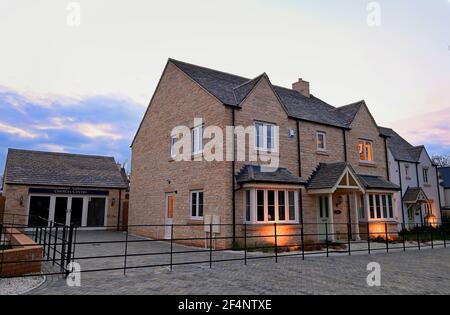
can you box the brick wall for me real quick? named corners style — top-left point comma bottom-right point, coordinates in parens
top-left (0, 228), bottom-right (43, 277)
top-left (0, 196), bottom-right (5, 224)
top-left (129, 61), bottom-right (233, 244)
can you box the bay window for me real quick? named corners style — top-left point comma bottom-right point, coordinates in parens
top-left (244, 189), bottom-right (299, 223)
top-left (368, 194), bottom-right (394, 220)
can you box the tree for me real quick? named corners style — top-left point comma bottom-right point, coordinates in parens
top-left (431, 154), bottom-right (450, 167)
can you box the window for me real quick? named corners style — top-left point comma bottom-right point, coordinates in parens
top-left (247, 189), bottom-right (298, 223)
top-left (192, 125), bottom-right (204, 155)
top-left (368, 194), bottom-right (394, 220)
top-left (170, 136), bottom-right (178, 158)
top-left (245, 190), bottom-right (251, 222)
top-left (359, 195), bottom-right (365, 219)
top-left (425, 203), bottom-right (432, 216)
top-left (316, 131), bottom-right (327, 152)
top-left (423, 168), bottom-right (429, 184)
top-left (405, 164), bottom-right (410, 178)
top-left (358, 140), bottom-right (373, 162)
top-left (319, 196), bottom-right (329, 219)
top-left (190, 191), bottom-right (204, 219)
top-left (255, 122), bottom-right (276, 152)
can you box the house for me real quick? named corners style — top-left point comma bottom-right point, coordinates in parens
top-left (130, 59), bottom-right (404, 248)
top-left (1, 149), bottom-right (129, 228)
top-left (379, 128), bottom-right (442, 227)
top-left (439, 167), bottom-right (450, 221)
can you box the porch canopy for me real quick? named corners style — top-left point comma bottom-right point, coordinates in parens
top-left (403, 187), bottom-right (429, 204)
top-left (306, 162), bottom-right (366, 194)
top-left (306, 162), bottom-right (400, 194)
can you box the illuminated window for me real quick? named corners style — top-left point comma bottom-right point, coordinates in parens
top-left (247, 189), bottom-right (298, 223)
top-left (359, 140), bottom-right (373, 162)
top-left (368, 194), bottom-right (394, 220)
top-left (316, 131), bottom-right (327, 152)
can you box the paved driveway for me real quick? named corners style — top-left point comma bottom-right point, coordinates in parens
top-left (29, 231), bottom-right (450, 295)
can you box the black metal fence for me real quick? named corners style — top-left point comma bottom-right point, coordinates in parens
top-left (0, 213), bottom-right (449, 280)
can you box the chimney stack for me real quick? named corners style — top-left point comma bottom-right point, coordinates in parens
top-left (292, 78), bottom-right (310, 97)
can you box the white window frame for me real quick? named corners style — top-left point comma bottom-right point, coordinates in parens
top-left (191, 125), bottom-right (204, 156)
top-left (190, 190), bottom-right (204, 220)
top-left (170, 136), bottom-right (177, 159)
top-left (316, 131), bottom-right (327, 152)
top-left (254, 122), bottom-right (277, 152)
top-left (423, 167), bottom-right (429, 184)
top-left (368, 194), bottom-right (394, 221)
top-left (244, 188), bottom-right (298, 224)
top-left (359, 139), bottom-right (374, 162)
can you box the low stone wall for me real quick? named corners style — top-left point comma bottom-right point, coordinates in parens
top-left (0, 228), bottom-right (43, 277)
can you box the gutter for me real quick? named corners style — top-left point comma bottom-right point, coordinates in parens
top-left (382, 136), bottom-right (390, 181)
top-left (231, 107), bottom-right (236, 243)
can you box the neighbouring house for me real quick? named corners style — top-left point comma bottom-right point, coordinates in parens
top-left (379, 128), bottom-right (442, 227)
top-left (130, 59), bottom-right (406, 248)
top-left (439, 167), bottom-right (450, 221)
top-left (1, 149), bottom-right (129, 228)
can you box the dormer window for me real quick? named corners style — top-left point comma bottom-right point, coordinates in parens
top-left (358, 140), bottom-right (373, 162)
top-left (316, 131), bottom-right (327, 152)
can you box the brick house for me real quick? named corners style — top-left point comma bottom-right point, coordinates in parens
top-left (438, 167), bottom-right (450, 221)
top-left (1, 149), bottom-right (129, 228)
top-left (130, 59), bottom-right (406, 247)
top-left (379, 128), bottom-right (443, 227)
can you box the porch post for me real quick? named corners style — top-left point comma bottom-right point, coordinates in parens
top-left (353, 192), bottom-right (361, 240)
top-left (328, 194), bottom-right (335, 242)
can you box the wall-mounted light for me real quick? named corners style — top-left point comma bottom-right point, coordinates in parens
top-left (19, 195), bottom-right (24, 207)
top-left (111, 198), bottom-right (116, 207)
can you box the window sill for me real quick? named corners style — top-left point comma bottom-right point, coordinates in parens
top-left (359, 161), bottom-right (377, 168)
top-left (316, 151), bottom-right (329, 156)
top-left (187, 218), bottom-right (204, 224)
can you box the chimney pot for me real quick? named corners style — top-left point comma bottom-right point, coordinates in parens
top-left (292, 78), bottom-right (310, 97)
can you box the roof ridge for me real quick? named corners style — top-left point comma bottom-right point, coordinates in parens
top-left (169, 58), bottom-right (250, 81)
top-left (8, 148), bottom-right (115, 160)
top-left (233, 73), bottom-right (266, 90)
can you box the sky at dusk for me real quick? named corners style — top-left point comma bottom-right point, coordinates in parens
top-left (0, 0), bottom-right (449, 172)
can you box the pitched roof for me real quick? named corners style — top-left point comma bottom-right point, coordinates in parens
top-left (403, 187), bottom-right (429, 203)
top-left (307, 162), bottom-right (399, 191)
top-left (235, 165), bottom-right (306, 185)
top-left (357, 175), bottom-right (400, 191)
top-left (170, 59), bottom-right (367, 129)
top-left (307, 162), bottom-right (349, 190)
top-left (439, 167), bottom-right (450, 188)
top-left (379, 127), bottom-right (424, 163)
top-left (4, 149), bottom-right (128, 189)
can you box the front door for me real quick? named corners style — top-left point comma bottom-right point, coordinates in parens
top-left (317, 196), bottom-right (330, 241)
top-left (69, 197), bottom-right (84, 227)
top-left (54, 197), bottom-right (69, 225)
top-left (165, 194), bottom-right (175, 239)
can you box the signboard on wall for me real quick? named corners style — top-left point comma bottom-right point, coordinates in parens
top-left (28, 188), bottom-right (109, 196)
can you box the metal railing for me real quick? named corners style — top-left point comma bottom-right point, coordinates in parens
top-left (0, 215), bottom-right (449, 279)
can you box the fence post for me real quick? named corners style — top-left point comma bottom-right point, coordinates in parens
top-left (65, 225), bottom-right (74, 278)
top-left (402, 223), bottom-right (406, 252)
top-left (325, 223), bottom-right (329, 257)
top-left (429, 224), bottom-right (434, 249)
top-left (52, 225), bottom-right (58, 265)
top-left (347, 223), bottom-right (351, 256)
top-left (47, 222), bottom-right (53, 260)
top-left (385, 223), bottom-right (389, 253)
top-left (170, 224), bottom-right (174, 271)
top-left (244, 224), bottom-right (247, 266)
top-left (34, 226), bottom-right (38, 242)
top-left (39, 226), bottom-right (43, 245)
top-left (123, 229), bottom-right (129, 275)
top-left (274, 223), bottom-right (278, 263)
top-left (367, 222), bottom-right (371, 255)
top-left (301, 225), bottom-right (305, 261)
top-left (60, 225), bottom-right (67, 272)
top-left (209, 223), bottom-right (213, 269)
top-left (416, 224), bottom-right (421, 250)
